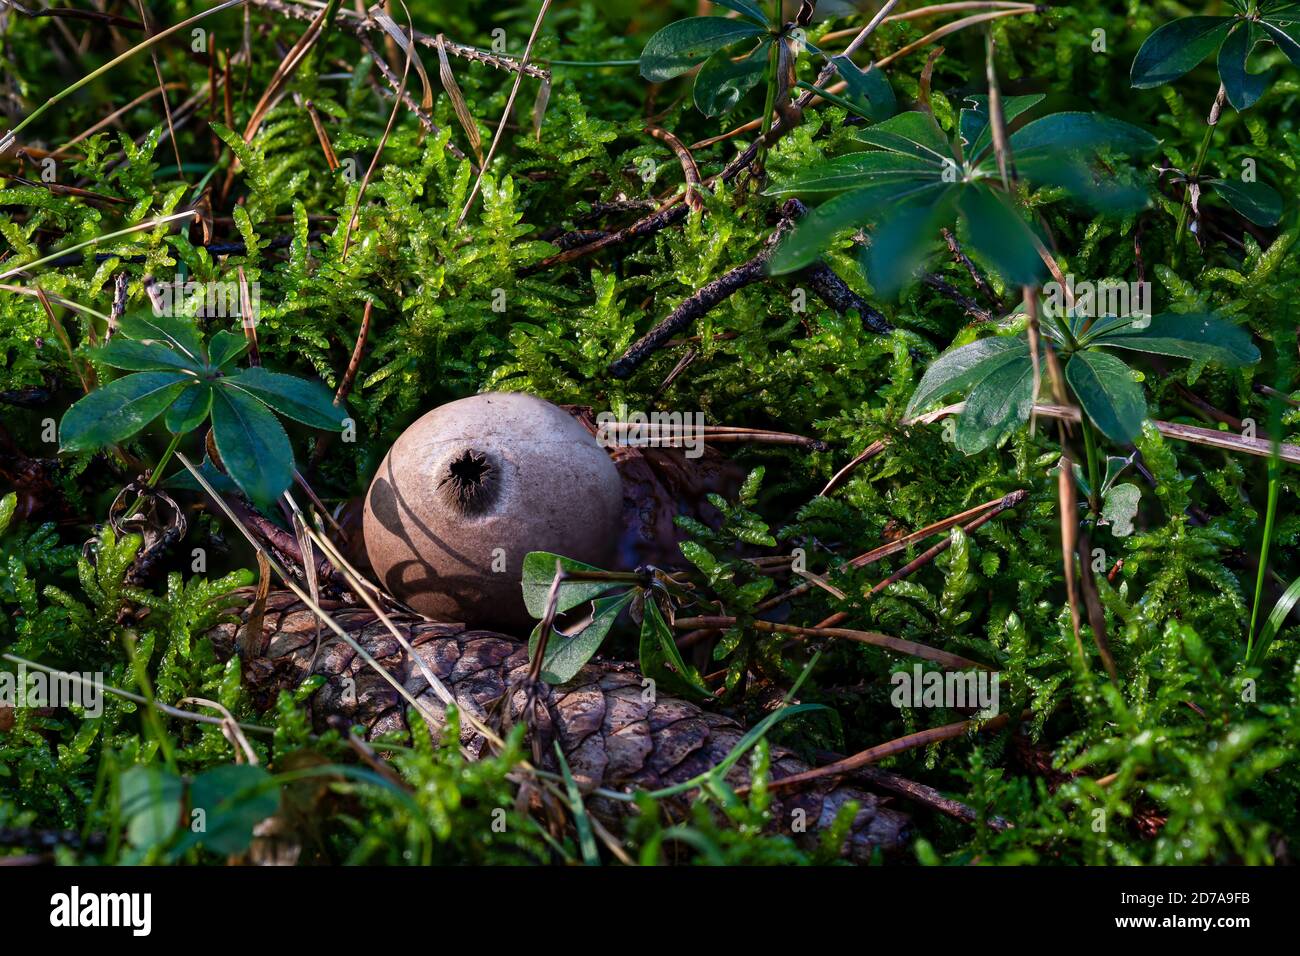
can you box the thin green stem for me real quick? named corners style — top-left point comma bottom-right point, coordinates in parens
top-left (756, 48), bottom-right (780, 170)
top-left (1080, 415), bottom-right (1103, 516)
top-left (755, 0), bottom-right (783, 172)
top-left (1248, 391), bottom-right (1285, 657)
top-left (148, 432), bottom-right (183, 488)
top-left (1172, 84), bottom-right (1226, 269)
top-left (120, 631), bottom-right (179, 773)
top-left (118, 431), bottom-right (184, 523)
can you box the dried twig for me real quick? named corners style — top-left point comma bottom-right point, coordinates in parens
top-left (245, 0), bottom-right (549, 78)
top-left (608, 199), bottom-right (891, 378)
top-left (647, 125), bottom-right (703, 212)
top-left (671, 616), bottom-right (992, 671)
top-left (749, 710), bottom-right (1027, 795)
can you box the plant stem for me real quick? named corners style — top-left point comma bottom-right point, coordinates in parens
top-left (755, 0), bottom-right (783, 172)
top-left (1248, 389), bottom-right (1285, 658)
top-left (119, 431), bottom-right (184, 524)
top-left (149, 432), bottom-right (183, 488)
top-left (1080, 414), bottom-right (1103, 516)
top-left (1171, 84), bottom-right (1226, 269)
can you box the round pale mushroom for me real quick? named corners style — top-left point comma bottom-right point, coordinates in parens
top-left (362, 392), bottom-right (623, 631)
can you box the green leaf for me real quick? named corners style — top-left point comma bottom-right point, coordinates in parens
top-left (694, 40), bottom-right (770, 116)
top-left (955, 185), bottom-right (1046, 287)
top-left (640, 17), bottom-right (767, 82)
top-left (60, 371), bottom-right (192, 452)
top-left (119, 765), bottom-right (183, 850)
top-left (1206, 177), bottom-right (1282, 226)
top-left (1008, 112), bottom-right (1158, 156)
top-left (830, 55), bottom-right (895, 122)
top-left (767, 151), bottom-right (940, 197)
top-left (954, 353), bottom-right (1035, 454)
top-left (1088, 312), bottom-right (1260, 366)
top-left (860, 185), bottom-right (960, 297)
top-left (768, 178), bottom-right (946, 273)
top-left (1259, 18), bottom-right (1300, 68)
top-left (854, 111), bottom-right (954, 164)
top-left (118, 312), bottom-right (206, 365)
top-left (1100, 454), bottom-right (1135, 495)
top-left (1014, 150), bottom-right (1150, 213)
top-left (552, 744), bottom-right (599, 865)
top-left (1249, 568), bottom-right (1300, 667)
top-left (960, 93), bottom-right (1044, 162)
top-left (184, 764), bottom-right (279, 856)
top-left (527, 590), bottom-right (636, 684)
top-left (1131, 16), bottom-right (1235, 88)
top-left (210, 385), bottom-right (294, 508)
top-left (711, 0), bottom-right (770, 27)
top-left (163, 453), bottom-right (239, 495)
top-left (521, 551), bottom-right (621, 618)
top-left (164, 382), bottom-right (213, 434)
top-left (96, 337), bottom-right (201, 373)
top-left (222, 366), bottom-right (346, 431)
top-left (639, 598), bottom-right (709, 699)
top-left (208, 329), bottom-right (250, 369)
top-left (1101, 483), bottom-right (1141, 537)
top-left (1066, 349), bottom-right (1147, 443)
top-left (1219, 21), bottom-right (1270, 110)
top-left (906, 336), bottom-right (1030, 416)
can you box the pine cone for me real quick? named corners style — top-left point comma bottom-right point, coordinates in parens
top-left (209, 591), bottom-right (910, 861)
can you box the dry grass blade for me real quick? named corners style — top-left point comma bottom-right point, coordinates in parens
top-left (647, 126), bottom-right (703, 212)
top-left (175, 451), bottom-right (456, 744)
top-left (243, 0), bottom-right (339, 142)
top-left (915, 401), bottom-right (1300, 465)
top-left (811, 490), bottom-right (1028, 630)
top-left (3, 653), bottom-right (274, 736)
top-left (133, 0), bottom-right (186, 182)
top-left (48, 83), bottom-right (187, 158)
top-left (457, 0), bottom-right (553, 225)
top-left (367, 3), bottom-right (435, 116)
top-left (179, 697), bottom-right (259, 763)
top-left (294, 515), bottom-right (509, 751)
top-left (434, 33), bottom-right (483, 162)
top-left (241, 551), bottom-right (273, 660)
top-left (876, 9), bottom-right (1031, 68)
top-left (282, 494), bottom-right (323, 671)
top-left (750, 711), bottom-right (1025, 795)
top-left (0, 169), bottom-right (126, 204)
top-left (0, 284), bottom-right (109, 322)
top-left (527, 559), bottom-right (566, 686)
top-left (0, 208), bottom-right (195, 282)
top-left (0, 0), bottom-right (245, 154)
top-left (679, 616), bottom-right (992, 670)
top-left (342, 13), bottom-right (413, 258)
top-left (820, 439), bottom-right (889, 496)
top-left (238, 265), bottom-right (261, 364)
top-left (34, 286), bottom-right (95, 393)
top-left (370, 6), bottom-right (434, 108)
top-left (304, 99), bottom-right (340, 170)
top-left (759, 492), bottom-right (1021, 612)
top-left (357, 34), bottom-right (468, 163)
top-left (819, 1), bottom-right (1033, 43)
top-left (247, 0), bottom-right (549, 78)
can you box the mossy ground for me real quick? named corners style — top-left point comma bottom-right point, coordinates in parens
top-left (2, 1), bottom-right (1299, 865)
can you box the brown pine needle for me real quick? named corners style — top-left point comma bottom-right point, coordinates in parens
top-left (342, 14), bottom-right (414, 258)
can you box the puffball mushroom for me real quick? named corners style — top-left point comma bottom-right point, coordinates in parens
top-left (362, 392), bottom-right (624, 631)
